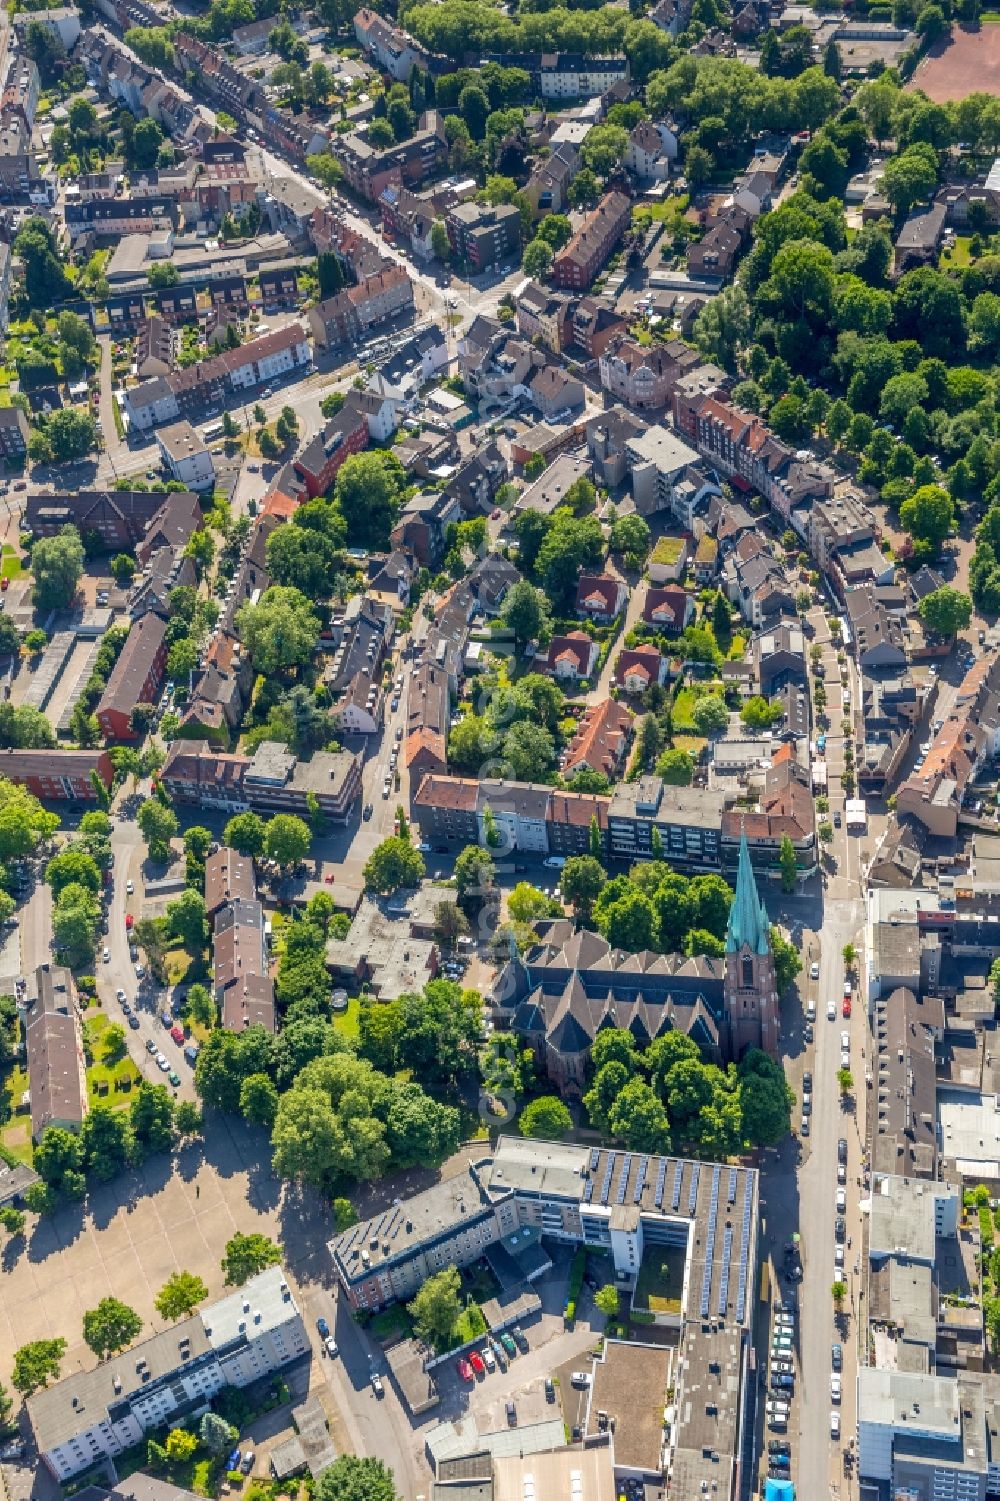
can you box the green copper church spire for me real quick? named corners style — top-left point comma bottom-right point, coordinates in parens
top-left (726, 831), bottom-right (771, 956)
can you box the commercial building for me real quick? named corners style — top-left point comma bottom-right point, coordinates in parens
top-left (24, 964), bottom-right (87, 1141)
top-left (155, 420), bottom-right (215, 491)
top-left (29, 1267), bottom-right (309, 1482)
top-left (331, 1135), bottom-right (757, 1499)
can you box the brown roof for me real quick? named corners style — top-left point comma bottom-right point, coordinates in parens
top-left (643, 586), bottom-right (691, 628)
top-left (26, 965), bottom-right (87, 1138)
top-left (576, 574), bottom-right (623, 615)
top-left (97, 611), bottom-right (167, 718)
top-left (545, 631), bottom-right (597, 676)
top-left (563, 699), bottom-right (634, 776)
top-left (614, 647), bottom-right (663, 687)
top-left (204, 846), bottom-right (257, 915)
top-left (546, 790), bottom-right (610, 829)
top-left (413, 773), bottom-right (478, 813)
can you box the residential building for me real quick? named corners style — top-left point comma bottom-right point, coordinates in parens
top-left (516, 283), bottom-right (574, 354)
top-left (606, 774), bottom-right (723, 867)
top-left (333, 115), bottom-right (448, 202)
top-left (600, 336), bottom-right (702, 411)
top-left (896, 652), bottom-right (1000, 837)
top-left (325, 890), bottom-right (442, 1002)
top-left (30, 1268), bottom-right (309, 1482)
top-left (625, 120), bottom-right (675, 181)
top-left (446, 201), bottom-right (520, 271)
top-left (482, 52), bottom-right (628, 98)
top-left (894, 201), bottom-right (947, 276)
top-left (24, 964), bottom-right (87, 1141)
top-left (642, 585), bottom-right (695, 634)
top-left (390, 489), bottom-right (462, 568)
top-left (353, 7), bottom-right (432, 80)
top-left (378, 184), bottom-right (435, 260)
top-left (293, 393), bottom-right (370, 498)
top-left (161, 740), bottom-right (363, 821)
top-left (306, 265), bottom-right (413, 350)
top-left (513, 453), bottom-right (593, 517)
top-left (552, 191), bottom-right (631, 289)
top-left (125, 324), bottom-right (312, 432)
top-left (135, 315), bottom-right (174, 379)
top-left (26, 489), bottom-right (198, 549)
top-left (214, 898), bottom-right (274, 1033)
top-left (615, 646), bottom-right (669, 695)
top-left (96, 612), bottom-right (168, 741)
top-left (562, 698), bottom-right (633, 779)
top-left (204, 846), bottom-right (257, 921)
top-left (528, 363), bottom-right (585, 419)
top-left (524, 140), bottom-right (579, 216)
top-left (0, 747), bottom-right (113, 800)
top-left (0, 404), bottom-right (29, 459)
top-left (155, 420), bottom-right (215, 492)
top-left (64, 196), bottom-right (175, 244)
top-left (624, 424), bottom-right (715, 521)
top-left (326, 595), bottom-right (394, 735)
top-left (544, 631), bottom-right (600, 682)
top-left (586, 408), bottom-right (648, 487)
top-left (576, 574), bottom-right (626, 623)
top-left (571, 296), bottom-right (627, 358)
top-left (687, 219), bottom-right (744, 279)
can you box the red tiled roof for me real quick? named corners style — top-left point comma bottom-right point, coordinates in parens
top-left (563, 699), bottom-right (634, 776)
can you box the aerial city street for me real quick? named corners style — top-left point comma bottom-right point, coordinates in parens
top-left (0, 0), bottom-right (994, 1498)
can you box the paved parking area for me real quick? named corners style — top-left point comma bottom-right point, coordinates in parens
top-left (0, 1117), bottom-right (332, 1384)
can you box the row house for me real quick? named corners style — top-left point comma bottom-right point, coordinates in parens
top-left (390, 489), bottom-right (463, 568)
top-left (1, 56), bottom-right (39, 133)
top-left (65, 196), bottom-right (176, 244)
top-left (327, 597), bottom-right (394, 736)
top-left (26, 488), bottom-right (198, 549)
top-left (292, 392), bottom-right (371, 499)
top-left (572, 297), bottom-right (627, 359)
top-left (214, 897), bottom-right (275, 1033)
top-left (173, 33), bottom-right (265, 120)
top-left (162, 739), bottom-right (362, 821)
top-left (96, 611), bottom-right (169, 741)
top-left (306, 264), bottom-right (414, 350)
top-left (258, 268), bottom-right (299, 310)
top-left (378, 184), bottom-right (435, 260)
top-left (0, 748), bottom-right (113, 801)
top-left (516, 282), bottom-right (574, 353)
top-left (333, 115), bottom-right (448, 202)
top-left (719, 752), bottom-right (816, 877)
top-left (125, 323), bottom-right (311, 431)
top-left (413, 773), bottom-right (613, 859)
top-left (553, 190), bottom-right (631, 289)
top-left (524, 140), bottom-right (580, 217)
top-left (599, 335), bottom-right (702, 411)
top-left (459, 326), bottom-right (544, 407)
top-left (482, 51), bottom-right (628, 99)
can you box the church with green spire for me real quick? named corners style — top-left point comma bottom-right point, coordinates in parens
top-left (723, 831), bottom-right (780, 1059)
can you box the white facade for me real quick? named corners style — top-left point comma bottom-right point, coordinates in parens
top-left (33, 1268), bottom-right (308, 1482)
top-left (156, 421), bottom-right (216, 491)
top-left (126, 385), bottom-right (181, 432)
top-left (540, 60), bottom-right (628, 98)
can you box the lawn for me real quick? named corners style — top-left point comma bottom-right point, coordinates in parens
top-left (634, 1247), bottom-right (686, 1315)
top-left (83, 1014), bottom-right (142, 1107)
top-left (672, 686), bottom-right (700, 732)
top-left (369, 1303), bottom-right (413, 1340)
top-left (941, 235), bottom-right (974, 269)
top-left (332, 995), bottom-right (361, 1043)
top-left (0, 547), bottom-right (24, 579)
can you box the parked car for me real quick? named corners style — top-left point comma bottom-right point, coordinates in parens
top-left (544, 1378), bottom-right (555, 1403)
top-left (371, 1373), bottom-right (384, 1397)
top-left (768, 1441), bottom-right (791, 1457)
top-left (145, 1038), bottom-right (157, 1055)
top-left (506, 1400), bottom-right (517, 1426)
top-left (512, 1326), bottom-right (528, 1351)
top-left (832, 1343), bottom-right (842, 1370)
top-left (830, 1412), bottom-right (841, 1439)
top-left (827, 1000), bottom-right (836, 1020)
top-left (325, 1336), bottom-right (338, 1357)
top-left (843, 997), bottom-right (852, 1017)
top-left (500, 1333), bottom-right (516, 1358)
top-left (316, 1317), bottom-right (329, 1337)
top-left (469, 1351), bottom-right (486, 1377)
top-left (227, 1450), bottom-right (241, 1472)
top-left (456, 1357), bottom-right (473, 1382)
top-left (128, 1014), bottom-right (140, 1029)
top-left (570, 1371), bottom-right (592, 1387)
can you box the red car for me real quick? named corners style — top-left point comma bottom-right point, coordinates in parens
top-left (170, 1025), bottom-right (185, 1045)
top-left (491, 508), bottom-right (501, 519)
top-left (469, 1351), bottom-right (486, 1377)
top-left (842, 997), bottom-right (852, 1018)
top-left (125, 913), bottom-right (134, 929)
top-left (456, 1358), bottom-right (474, 1382)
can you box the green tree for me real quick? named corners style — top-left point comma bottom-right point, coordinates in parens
top-left (364, 836), bottom-right (425, 894)
top-left (334, 451), bottom-right (403, 550)
top-left (738, 1049), bottom-right (793, 1147)
top-left (240, 1072), bottom-right (280, 1127)
top-left (408, 1264), bottom-right (461, 1345)
top-left (199, 1410), bottom-right (237, 1456)
top-left (918, 586), bottom-right (972, 637)
top-left (522, 238), bottom-right (553, 278)
top-left (594, 1284), bottom-right (619, 1317)
top-left (581, 122), bottom-right (629, 176)
top-left (11, 1338), bottom-right (66, 1395)
top-left (167, 888), bottom-right (208, 951)
top-left (315, 1457), bottom-right (400, 1501)
top-left (221, 1231), bottom-right (281, 1286)
top-left (454, 845), bottom-right (495, 904)
top-left (31, 527), bottom-right (84, 610)
top-left (236, 587), bottom-right (321, 676)
top-left (224, 811), bottom-right (267, 857)
top-left (165, 1428), bottom-right (198, 1462)
top-left (657, 747), bottom-right (694, 786)
top-left (45, 847), bottom-right (100, 898)
top-left (779, 835), bottom-right (798, 894)
top-left (156, 1271), bottom-right (209, 1322)
top-left (519, 1094), bottom-right (572, 1139)
top-left (900, 485), bottom-right (954, 557)
top-left (881, 142), bottom-right (938, 214)
top-left (264, 813), bottom-right (312, 869)
top-left (138, 798), bottom-right (178, 861)
top-left (691, 694), bottom-right (729, 735)
top-left (560, 855), bottom-right (606, 920)
top-left (82, 1298), bottom-right (142, 1361)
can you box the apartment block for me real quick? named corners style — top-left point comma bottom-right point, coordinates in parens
top-left (552, 191), bottom-right (631, 290)
top-left (446, 201), bottom-right (520, 271)
top-left (30, 1268), bottom-right (308, 1482)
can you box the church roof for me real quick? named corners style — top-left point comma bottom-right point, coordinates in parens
top-left (726, 831), bottom-right (771, 956)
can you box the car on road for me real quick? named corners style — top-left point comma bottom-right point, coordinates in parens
top-left (802, 1070), bottom-right (812, 1091)
top-left (804, 1023), bottom-right (813, 1042)
top-left (830, 1411), bottom-right (841, 1439)
top-left (835, 1216), bottom-right (846, 1241)
top-left (771, 1359), bottom-right (793, 1375)
top-left (116, 988), bottom-right (127, 1003)
top-left (126, 880), bottom-right (134, 895)
top-left (810, 962), bottom-right (820, 980)
top-left (135, 963), bottom-right (145, 978)
top-left (544, 1378), bottom-right (555, 1402)
top-left (570, 1371), bottom-right (592, 1386)
top-left (833, 809), bottom-right (842, 828)
top-left (802, 1092), bottom-right (811, 1114)
top-left (325, 1336), bottom-right (338, 1357)
top-left (363, 803), bottom-right (373, 820)
top-left (370, 1372), bottom-right (384, 1397)
top-left (156, 1053), bottom-right (169, 1071)
top-left (543, 856), bottom-right (566, 870)
top-left (469, 1351), bottom-right (486, 1377)
top-left (771, 1374), bottom-right (794, 1392)
top-left (146, 1038), bottom-right (157, 1054)
top-left (841, 1050), bottom-right (850, 1071)
top-left (170, 1025), bottom-right (185, 1045)
top-left (843, 997), bottom-right (852, 1017)
top-left (827, 1000), bottom-right (836, 1020)
top-left (125, 913), bottom-right (134, 929)
top-left (128, 1014), bottom-right (140, 1029)
top-left (382, 779), bottom-right (391, 798)
top-left (122, 1001), bottom-right (132, 1016)
top-left (835, 1245), bottom-right (845, 1268)
top-left (316, 1317), bottom-right (330, 1337)
top-left (168, 1071), bottom-right (180, 1087)
top-left (456, 1357), bottom-right (474, 1382)
top-left (102, 946), bottom-right (110, 962)
top-left (800, 1116), bottom-right (809, 1136)
top-left (840, 1031), bottom-right (850, 1051)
